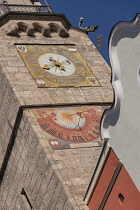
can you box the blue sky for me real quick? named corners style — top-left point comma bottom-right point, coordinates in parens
top-left (39, 0), bottom-right (140, 65)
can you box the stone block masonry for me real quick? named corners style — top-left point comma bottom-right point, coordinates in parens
top-left (0, 106), bottom-right (102, 209)
top-left (0, 13), bottom-right (113, 209)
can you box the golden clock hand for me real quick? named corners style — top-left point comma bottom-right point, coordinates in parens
top-left (60, 66), bottom-right (66, 71)
top-left (43, 64), bottom-right (50, 70)
top-left (43, 63), bottom-right (56, 70)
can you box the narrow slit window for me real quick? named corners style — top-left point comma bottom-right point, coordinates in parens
top-left (21, 188), bottom-right (33, 209)
top-left (118, 193), bottom-right (124, 204)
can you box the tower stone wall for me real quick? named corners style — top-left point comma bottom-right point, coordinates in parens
top-left (5, 0), bottom-right (32, 5)
top-left (0, 12), bottom-right (113, 210)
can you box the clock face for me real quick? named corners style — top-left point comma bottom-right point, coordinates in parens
top-left (31, 106), bottom-right (104, 150)
top-left (17, 45), bottom-right (100, 87)
top-left (38, 53), bottom-right (75, 77)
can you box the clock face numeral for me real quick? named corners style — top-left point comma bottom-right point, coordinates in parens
top-left (40, 123), bottom-right (49, 129)
top-left (17, 45), bottom-right (100, 87)
top-left (32, 106), bottom-right (104, 150)
top-left (57, 132), bottom-right (63, 139)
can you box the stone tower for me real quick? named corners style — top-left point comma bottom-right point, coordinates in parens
top-left (0, 0), bottom-right (113, 209)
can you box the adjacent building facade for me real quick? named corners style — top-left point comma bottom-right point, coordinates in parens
top-left (86, 14), bottom-right (140, 210)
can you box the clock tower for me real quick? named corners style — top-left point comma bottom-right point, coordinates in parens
top-left (0, 1), bottom-right (113, 209)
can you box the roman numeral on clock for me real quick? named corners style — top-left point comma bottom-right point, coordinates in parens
top-left (47, 128), bottom-right (57, 136)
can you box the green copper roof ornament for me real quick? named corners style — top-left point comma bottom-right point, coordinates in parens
top-left (78, 17), bottom-right (98, 34)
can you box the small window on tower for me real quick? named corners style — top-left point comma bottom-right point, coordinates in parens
top-left (118, 193), bottom-right (124, 204)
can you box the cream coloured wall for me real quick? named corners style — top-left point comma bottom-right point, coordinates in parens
top-left (102, 14), bottom-right (140, 191)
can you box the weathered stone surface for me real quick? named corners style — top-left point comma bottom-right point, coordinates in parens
top-left (0, 14), bottom-right (113, 210)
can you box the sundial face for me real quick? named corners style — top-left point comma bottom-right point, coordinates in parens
top-left (17, 45), bottom-right (100, 87)
top-left (31, 106), bottom-right (104, 150)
